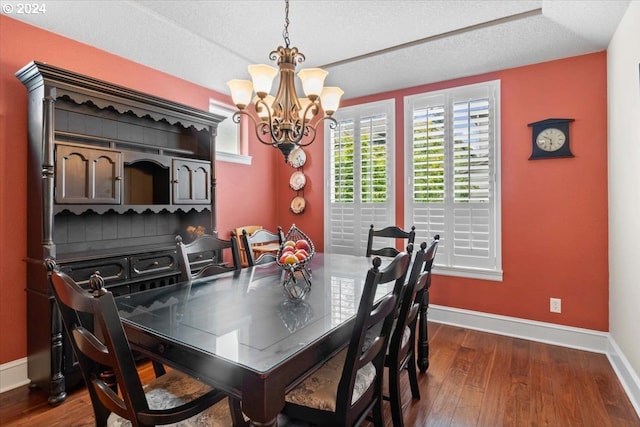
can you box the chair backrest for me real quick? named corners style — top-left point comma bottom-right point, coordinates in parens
top-left (45, 259), bottom-right (149, 426)
top-left (366, 224), bottom-right (416, 258)
top-left (242, 227), bottom-right (284, 266)
top-left (176, 233), bottom-right (240, 281)
top-left (388, 237), bottom-right (439, 367)
top-left (405, 234), bottom-right (439, 289)
top-left (234, 225), bottom-right (264, 267)
top-left (336, 252), bottom-right (411, 425)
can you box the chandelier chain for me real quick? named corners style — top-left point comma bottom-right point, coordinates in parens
top-left (282, 0), bottom-right (290, 47)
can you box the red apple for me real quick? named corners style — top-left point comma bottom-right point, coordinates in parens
top-left (295, 239), bottom-right (310, 251)
top-left (279, 253), bottom-right (290, 264)
top-left (281, 246), bottom-right (295, 254)
top-left (295, 249), bottom-right (309, 259)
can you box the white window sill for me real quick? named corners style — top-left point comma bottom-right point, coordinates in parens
top-left (433, 265), bottom-right (503, 282)
top-left (216, 151), bottom-right (252, 165)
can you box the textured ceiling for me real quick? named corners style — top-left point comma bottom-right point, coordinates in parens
top-left (4, 0), bottom-right (631, 100)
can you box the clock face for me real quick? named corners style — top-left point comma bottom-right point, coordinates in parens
top-left (536, 127), bottom-right (566, 152)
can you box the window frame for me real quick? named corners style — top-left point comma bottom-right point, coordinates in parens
top-left (209, 99), bottom-right (252, 165)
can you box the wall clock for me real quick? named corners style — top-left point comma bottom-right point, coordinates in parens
top-left (528, 118), bottom-right (575, 160)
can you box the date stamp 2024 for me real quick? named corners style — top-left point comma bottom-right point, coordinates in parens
top-left (2, 2), bottom-right (47, 15)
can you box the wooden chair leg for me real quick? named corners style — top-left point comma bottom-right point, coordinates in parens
top-left (418, 293), bottom-right (430, 372)
top-left (388, 366), bottom-right (404, 427)
top-left (151, 360), bottom-right (166, 377)
top-left (372, 396), bottom-right (385, 427)
top-left (407, 351), bottom-right (421, 399)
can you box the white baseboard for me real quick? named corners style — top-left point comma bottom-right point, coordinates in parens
top-left (0, 357), bottom-right (29, 393)
top-left (606, 337), bottom-right (640, 417)
top-left (429, 304), bottom-right (640, 417)
top-left (429, 304), bottom-right (609, 352)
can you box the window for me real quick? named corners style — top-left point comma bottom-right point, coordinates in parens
top-left (209, 100), bottom-right (251, 165)
top-left (325, 100), bottom-right (395, 255)
top-left (404, 81), bottom-right (502, 280)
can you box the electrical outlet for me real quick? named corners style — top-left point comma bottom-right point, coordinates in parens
top-left (550, 298), bottom-right (562, 313)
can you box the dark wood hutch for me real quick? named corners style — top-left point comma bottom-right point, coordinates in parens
top-left (16, 61), bottom-right (224, 404)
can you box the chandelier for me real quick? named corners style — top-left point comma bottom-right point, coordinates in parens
top-left (227, 0), bottom-right (344, 160)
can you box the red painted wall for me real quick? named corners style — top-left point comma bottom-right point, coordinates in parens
top-left (0, 16), bottom-right (608, 366)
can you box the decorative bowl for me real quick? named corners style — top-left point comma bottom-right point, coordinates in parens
top-left (276, 224), bottom-right (315, 299)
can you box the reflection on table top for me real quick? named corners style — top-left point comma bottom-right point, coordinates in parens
top-left (116, 253), bottom-right (392, 374)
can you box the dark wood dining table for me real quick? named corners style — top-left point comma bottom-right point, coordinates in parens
top-left (115, 253), bottom-right (423, 426)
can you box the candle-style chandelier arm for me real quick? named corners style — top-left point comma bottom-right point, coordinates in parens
top-left (297, 115), bottom-right (338, 147)
top-left (231, 109), bottom-right (275, 147)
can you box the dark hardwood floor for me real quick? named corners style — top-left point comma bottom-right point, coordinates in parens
top-left (2, 322), bottom-right (639, 426)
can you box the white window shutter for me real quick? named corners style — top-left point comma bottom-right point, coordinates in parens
top-left (405, 81), bottom-right (501, 279)
top-left (326, 100), bottom-right (395, 255)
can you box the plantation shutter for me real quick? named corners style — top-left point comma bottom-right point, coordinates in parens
top-left (405, 81), bottom-right (501, 278)
top-left (326, 100), bottom-right (395, 255)
top-left (408, 94), bottom-right (448, 261)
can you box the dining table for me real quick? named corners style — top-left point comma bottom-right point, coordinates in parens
top-left (115, 253), bottom-right (415, 426)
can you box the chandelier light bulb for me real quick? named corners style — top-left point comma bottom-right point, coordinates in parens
top-left (297, 68), bottom-right (328, 100)
top-left (227, 79), bottom-right (254, 109)
top-left (248, 64), bottom-right (278, 98)
top-left (320, 87), bottom-right (344, 116)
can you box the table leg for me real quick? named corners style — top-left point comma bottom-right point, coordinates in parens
top-left (241, 375), bottom-right (284, 427)
top-left (417, 290), bottom-right (430, 372)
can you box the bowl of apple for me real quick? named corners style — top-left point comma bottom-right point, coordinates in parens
top-left (276, 224), bottom-right (315, 269)
top-left (276, 225), bottom-right (315, 299)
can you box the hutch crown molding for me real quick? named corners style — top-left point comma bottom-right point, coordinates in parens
top-left (16, 61), bottom-right (224, 404)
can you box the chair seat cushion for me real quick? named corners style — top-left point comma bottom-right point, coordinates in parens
top-left (107, 370), bottom-right (233, 427)
top-left (285, 348), bottom-right (376, 412)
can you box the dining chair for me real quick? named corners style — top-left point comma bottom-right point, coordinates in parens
top-left (366, 224), bottom-right (416, 258)
top-left (44, 258), bottom-right (239, 427)
top-left (241, 227), bottom-right (284, 266)
top-left (176, 233), bottom-right (241, 281)
top-left (385, 237), bottom-right (439, 427)
top-left (233, 225), bottom-right (264, 267)
top-left (416, 234), bottom-right (440, 373)
top-left (282, 252), bottom-right (411, 427)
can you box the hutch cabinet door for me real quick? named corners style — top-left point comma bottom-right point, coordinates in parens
top-left (172, 159), bottom-right (211, 204)
top-left (55, 143), bottom-right (122, 204)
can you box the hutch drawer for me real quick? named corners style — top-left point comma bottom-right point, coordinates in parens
top-left (130, 251), bottom-right (178, 278)
top-left (59, 257), bottom-right (128, 287)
